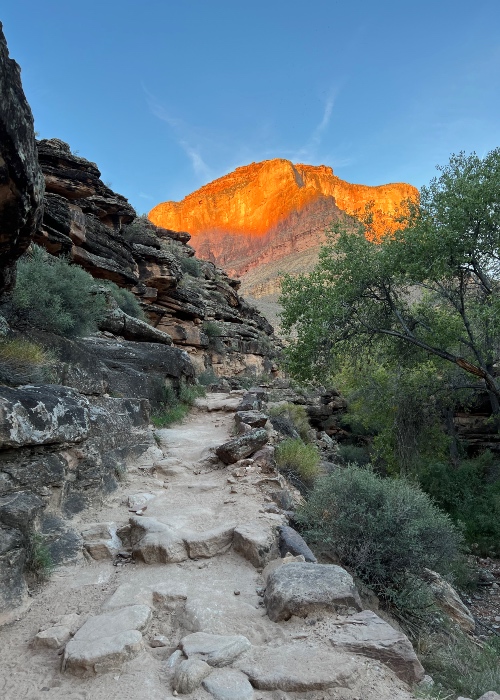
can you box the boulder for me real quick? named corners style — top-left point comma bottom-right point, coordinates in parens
top-left (261, 554), bottom-right (306, 583)
top-left (237, 394), bottom-right (262, 412)
top-left (278, 525), bottom-right (317, 562)
top-left (236, 641), bottom-right (358, 691)
top-left (216, 429), bottom-right (268, 465)
top-left (81, 521), bottom-right (122, 561)
top-left (62, 604), bottom-right (152, 675)
top-left (173, 658), bottom-right (212, 694)
top-left (422, 569), bottom-right (475, 633)
top-left (478, 694), bottom-right (500, 700)
top-left (33, 625), bottom-right (71, 649)
top-left (184, 525), bottom-right (235, 559)
top-left (130, 516), bottom-right (188, 564)
top-left (235, 411), bottom-right (268, 429)
top-left (264, 562), bottom-right (362, 621)
top-left (180, 631), bottom-right (250, 667)
top-left (329, 610), bottom-right (425, 683)
top-left (0, 22), bottom-right (44, 293)
top-left (203, 668), bottom-right (254, 700)
top-left (233, 521), bottom-right (279, 568)
top-left (0, 385), bottom-right (90, 448)
top-left (98, 308), bottom-right (173, 344)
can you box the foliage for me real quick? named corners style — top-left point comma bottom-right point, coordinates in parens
top-left (418, 452), bottom-right (500, 556)
top-left (203, 320), bottom-right (223, 338)
top-left (12, 246), bottom-right (106, 337)
top-left (275, 438), bottom-right (321, 486)
top-left (102, 280), bottom-right (146, 320)
top-left (269, 402), bottom-right (312, 442)
top-left (280, 149), bottom-right (500, 413)
top-left (296, 465), bottom-right (463, 602)
top-left (26, 533), bottom-right (53, 581)
top-left (197, 368), bottom-right (218, 386)
top-left (0, 337), bottom-right (55, 385)
top-left (337, 443), bottom-right (371, 465)
top-left (151, 381), bottom-right (205, 428)
top-left (179, 255), bottom-right (202, 278)
top-left (417, 626), bottom-right (500, 698)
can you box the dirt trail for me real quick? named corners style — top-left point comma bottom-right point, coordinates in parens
top-left (0, 394), bottom-right (417, 700)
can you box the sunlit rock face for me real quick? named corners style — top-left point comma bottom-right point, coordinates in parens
top-left (149, 159), bottom-right (418, 286)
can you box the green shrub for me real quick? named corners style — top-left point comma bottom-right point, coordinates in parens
top-left (12, 246), bottom-right (106, 337)
top-left (338, 443), bottom-right (371, 465)
top-left (418, 452), bottom-right (500, 556)
top-left (276, 438), bottom-right (321, 486)
top-left (203, 320), bottom-right (223, 337)
top-left (151, 381), bottom-right (205, 427)
top-left (102, 281), bottom-right (146, 320)
top-left (296, 465), bottom-right (463, 599)
top-left (26, 532), bottom-right (53, 581)
top-left (179, 256), bottom-right (202, 277)
top-left (198, 368), bottom-right (218, 386)
top-left (269, 403), bottom-right (312, 442)
top-left (418, 627), bottom-right (500, 698)
top-left (0, 337), bottom-right (55, 384)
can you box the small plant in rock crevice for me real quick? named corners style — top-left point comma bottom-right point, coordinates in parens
top-left (25, 532), bottom-right (54, 581)
top-left (151, 381), bottom-right (206, 428)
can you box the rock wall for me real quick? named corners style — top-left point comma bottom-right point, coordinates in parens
top-left (0, 22), bottom-right (44, 294)
top-left (33, 139), bottom-right (279, 377)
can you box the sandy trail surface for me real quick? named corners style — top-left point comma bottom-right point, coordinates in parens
top-left (0, 394), bottom-right (417, 700)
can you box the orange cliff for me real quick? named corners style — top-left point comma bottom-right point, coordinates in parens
top-left (149, 159), bottom-right (418, 277)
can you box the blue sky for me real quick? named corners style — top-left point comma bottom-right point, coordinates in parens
top-left (2, 1), bottom-right (500, 213)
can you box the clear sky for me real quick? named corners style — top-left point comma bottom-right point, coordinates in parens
top-left (2, 1), bottom-right (500, 213)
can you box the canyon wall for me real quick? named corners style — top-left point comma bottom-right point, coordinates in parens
top-left (149, 159), bottom-right (418, 296)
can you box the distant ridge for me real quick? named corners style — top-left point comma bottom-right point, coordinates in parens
top-left (149, 159), bottom-right (417, 300)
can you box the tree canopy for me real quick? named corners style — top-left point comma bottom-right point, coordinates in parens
top-left (280, 149), bottom-right (500, 414)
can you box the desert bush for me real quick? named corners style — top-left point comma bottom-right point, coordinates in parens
top-left (179, 256), bottom-right (202, 278)
top-left (25, 532), bottom-right (53, 581)
top-left (203, 320), bottom-right (223, 337)
top-left (0, 338), bottom-right (55, 385)
top-left (338, 443), bottom-right (371, 465)
top-left (12, 246), bottom-right (106, 337)
top-left (276, 438), bottom-right (321, 487)
top-left (417, 626), bottom-right (500, 698)
top-left (269, 402), bottom-right (312, 442)
top-left (296, 464), bottom-right (463, 599)
top-left (101, 280), bottom-right (146, 320)
top-left (151, 381), bottom-right (205, 428)
top-left (198, 368), bottom-right (218, 386)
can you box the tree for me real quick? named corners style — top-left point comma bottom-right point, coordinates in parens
top-left (280, 149), bottom-right (500, 416)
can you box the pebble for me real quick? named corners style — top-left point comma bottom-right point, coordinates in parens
top-left (234, 590), bottom-right (240, 595)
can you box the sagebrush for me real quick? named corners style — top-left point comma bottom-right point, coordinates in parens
top-left (12, 246), bottom-right (106, 337)
top-left (296, 464), bottom-right (463, 599)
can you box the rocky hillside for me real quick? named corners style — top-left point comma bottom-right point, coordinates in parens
top-left (149, 159), bottom-right (417, 298)
top-left (33, 139), bottom-right (279, 378)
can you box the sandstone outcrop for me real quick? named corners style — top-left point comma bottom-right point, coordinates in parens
top-left (31, 139), bottom-right (279, 378)
top-left (0, 23), bottom-right (44, 293)
top-left (149, 159), bottom-right (418, 297)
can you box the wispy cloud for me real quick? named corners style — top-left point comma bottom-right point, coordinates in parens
top-left (291, 89), bottom-right (338, 162)
top-left (138, 192), bottom-right (154, 200)
top-left (144, 86), bottom-right (213, 181)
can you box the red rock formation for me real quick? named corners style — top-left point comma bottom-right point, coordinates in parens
top-left (149, 159), bottom-right (418, 279)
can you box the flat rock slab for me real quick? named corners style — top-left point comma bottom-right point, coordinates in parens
top-left (184, 525), bottom-right (235, 558)
top-left (181, 632), bottom-right (251, 667)
top-left (203, 668), bottom-right (254, 700)
top-left (173, 658), bottom-right (212, 693)
top-left (264, 562), bottom-right (362, 621)
top-left (236, 642), bottom-right (358, 691)
top-left (216, 429), bottom-right (268, 465)
top-left (234, 521), bottom-right (278, 568)
top-left (63, 604), bottom-right (152, 675)
top-left (235, 411), bottom-right (268, 429)
top-left (130, 516), bottom-right (188, 563)
top-left (196, 396), bottom-right (242, 412)
top-left (329, 610), bottom-right (425, 683)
